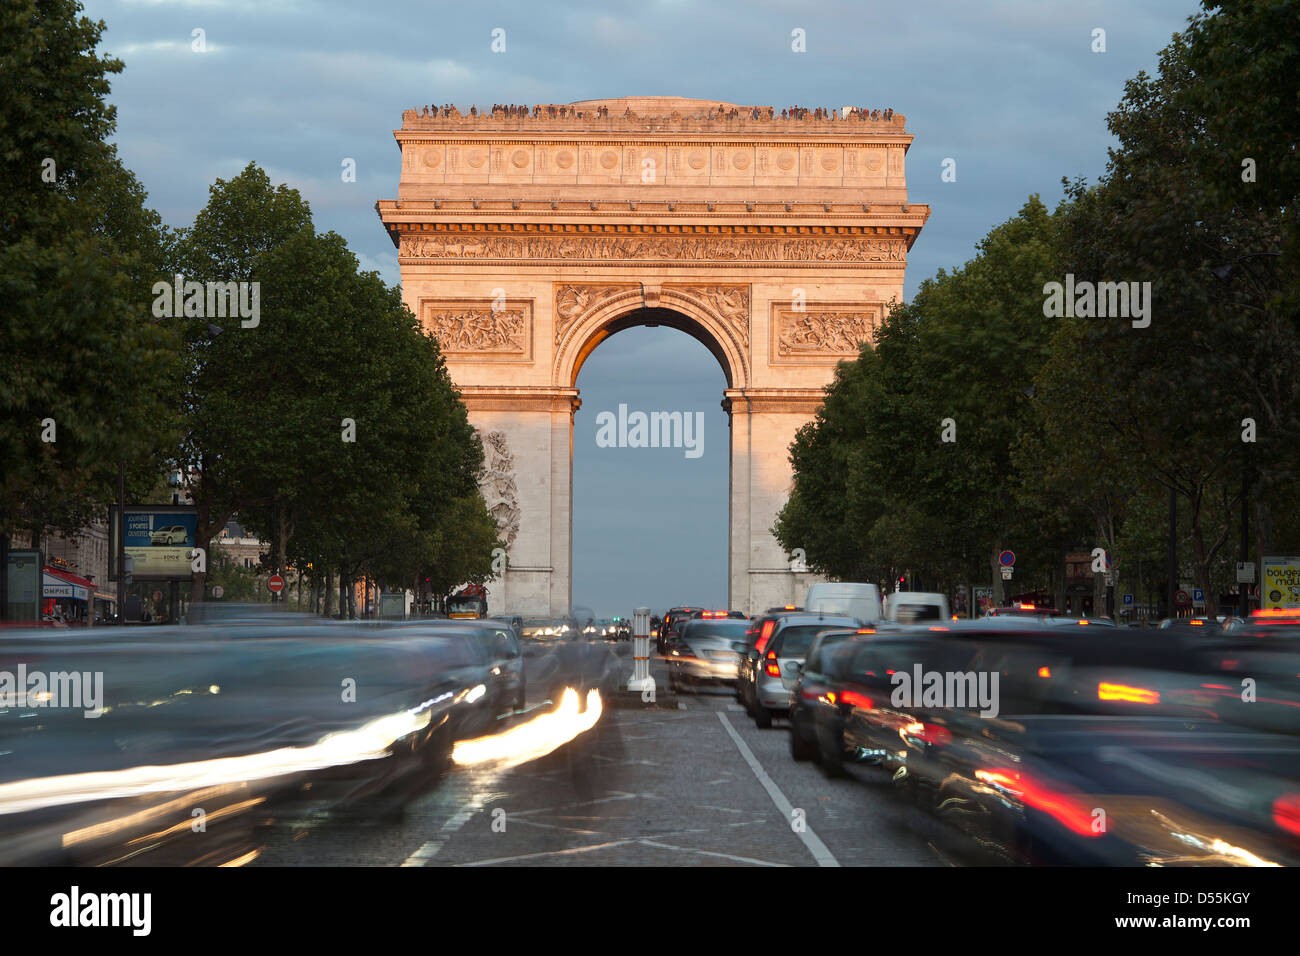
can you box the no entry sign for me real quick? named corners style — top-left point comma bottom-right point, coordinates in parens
top-left (267, 574), bottom-right (285, 594)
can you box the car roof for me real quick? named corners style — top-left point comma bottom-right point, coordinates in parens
top-left (773, 614), bottom-right (861, 627)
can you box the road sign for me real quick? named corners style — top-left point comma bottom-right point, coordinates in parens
top-left (212, 585), bottom-right (224, 599)
top-left (1104, 570), bottom-right (1118, 586)
top-left (1236, 561), bottom-right (1256, 583)
top-left (1191, 588), bottom-right (1205, 607)
top-left (267, 574), bottom-right (285, 594)
top-left (1000, 567), bottom-right (1013, 580)
top-left (1175, 590), bottom-right (1191, 607)
top-left (999, 550), bottom-right (1015, 567)
top-left (1122, 593), bottom-right (1133, 606)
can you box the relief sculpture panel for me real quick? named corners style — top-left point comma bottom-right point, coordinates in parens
top-left (421, 298), bottom-right (533, 362)
top-left (770, 302), bottom-right (884, 364)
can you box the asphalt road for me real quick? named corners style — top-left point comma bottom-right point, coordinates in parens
top-left (254, 644), bottom-right (950, 867)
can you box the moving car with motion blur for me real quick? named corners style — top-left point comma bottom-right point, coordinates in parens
top-left (657, 607), bottom-right (702, 654)
top-left (884, 592), bottom-right (950, 624)
top-left (805, 583), bottom-right (882, 624)
top-left (984, 602), bottom-right (1061, 619)
top-left (826, 619), bottom-right (1300, 865)
top-left (666, 617), bottom-right (751, 692)
top-left (788, 625), bottom-right (876, 772)
top-left (447, 584), bottom-right (488, 619)
top-left (521, 618), bottom-right (573, 641)
top-left (738, 612), bottom-right (859, 728)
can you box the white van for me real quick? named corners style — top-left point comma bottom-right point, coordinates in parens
top-left (884, 591), bottom-right (951, 624)
top-left (804, 582), bottom-right (882, 625)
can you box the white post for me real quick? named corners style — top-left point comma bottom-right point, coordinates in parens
top-left (627, 606), bottom-right (656, 695)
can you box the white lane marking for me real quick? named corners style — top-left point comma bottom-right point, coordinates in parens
top-left (456, 839), bottom-right (636, 866)
top-left (508, 790), bottom-right (657, 818)
top-left (716, 712), bottom-right (840, 867)
top-left (636, 839), bottom-right (789, 867)
top-left (401, 776), bottom-right (503, 866)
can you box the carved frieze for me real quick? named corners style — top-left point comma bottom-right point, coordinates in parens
top-left (770, 302), bottom-right (884, 363)
top-left (401, 233), bottom-right (906, 264)
top-left (420, 298), bottom-right (533, 361)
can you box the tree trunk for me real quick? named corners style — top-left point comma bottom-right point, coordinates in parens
top-left (324, 568), bottom-right (334, 618)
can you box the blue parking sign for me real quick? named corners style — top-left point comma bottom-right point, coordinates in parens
top-left (1122, 593), bottom-right (1133, 606)
top-left (1192, 588), bottom-right (1205, 603)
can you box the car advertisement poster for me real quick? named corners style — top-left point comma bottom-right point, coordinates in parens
top-left (1260, 556), bottom-right (1300, 610)
top-left (110, 506), bottom-right (199, 580)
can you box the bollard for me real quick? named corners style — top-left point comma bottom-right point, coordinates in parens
top-left (627, 606), bottom-right (656, 696)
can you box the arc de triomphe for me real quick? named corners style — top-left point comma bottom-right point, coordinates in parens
top-left (377, 96), bottom-right (927, 616)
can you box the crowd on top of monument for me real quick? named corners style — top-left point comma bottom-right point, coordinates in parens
top-left (413, 103), bottom-right (896, 122)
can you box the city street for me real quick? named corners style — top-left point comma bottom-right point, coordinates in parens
top-left (254, 645), bottom-right (946, 867)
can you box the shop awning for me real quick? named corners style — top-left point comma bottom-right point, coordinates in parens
top-left (42, 566), bottom-right (93, 602)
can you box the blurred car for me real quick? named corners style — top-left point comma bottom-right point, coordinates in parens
top-left (687, 609), bottom-right (748, 620)
top-left (0, 622), bottom-right (487, 864)
top-left (884, 592), bottom-right (950, 623)
top-left (829, 621), bottom-right (1300, 865)
top-left (788, 626), bottom-right (874, 771)
top-left (657, 607), bottom-right (702, 654)
top-left (985, 603), bottom-right (1062, 619)
top-left (521, 618), bottom-right (572, 641)
top-left (739, 613), bottom-right (859, 728)
top-left (667, 618), bottom-right (751, 691)
top-left (385, 619), bottom-right (526, 714)
top-left (1044, 615), bottom-right (1118, 628)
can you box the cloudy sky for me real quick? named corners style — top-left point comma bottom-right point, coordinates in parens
top-left (85, 0), bottom-right (1203, 616)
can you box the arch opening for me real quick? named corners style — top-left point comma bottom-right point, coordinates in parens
top-left (570, 307), bottom-right (735, 389)
top-left (571, 324), bottom-right (732, 617)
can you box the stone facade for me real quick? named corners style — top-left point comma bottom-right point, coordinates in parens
top-left (378, 97), bottom-right (928, 615)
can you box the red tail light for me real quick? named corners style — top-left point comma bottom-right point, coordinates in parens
top-left (1273, 793), bottom-right (1300, 838)
top-left (763, 648), bottom-right (781, 677)
top-left (975, 769), bottom-right (1101, 837)
top-left (1018, 603), bottom-right (1036, 610)
top-left (756, 620), bottom-right (776, 654)
top-left (903, 721), bottom-right (952, 746)
top-left (840, 689), bottom-right (872, 709)
top-left (856, 628), bottom-right (875, 634)
top-left (1038, 666), bottom-right (1052, 678)
top-left (1189, 619), bottom-right (1205, 626)
top-left (1098, 682), bottom-right (1160, 705)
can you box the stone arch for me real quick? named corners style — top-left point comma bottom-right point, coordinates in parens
top-left (553, 285), bottom-right (750, 389)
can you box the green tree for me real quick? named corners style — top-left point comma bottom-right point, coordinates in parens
top-left (0, 0), bottom-right (179, 573)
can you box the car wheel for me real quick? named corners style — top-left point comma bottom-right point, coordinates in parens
top-left (754, 701), bottom-right (772, 729)
top-left (816, 726), bottom-right (846, 778)
top-left (789, 722), bottom-right (815, 762)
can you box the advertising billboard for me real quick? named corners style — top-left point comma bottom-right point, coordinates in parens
top-left (110, 505), bottom-right (199, 581)
top-left (1260, 556), bottom-right (1300, 611)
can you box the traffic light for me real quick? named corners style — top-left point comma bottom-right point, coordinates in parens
top-left (897, 575), bottom-right (906, 591)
